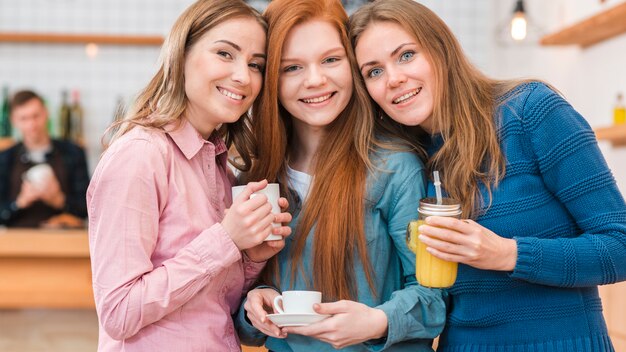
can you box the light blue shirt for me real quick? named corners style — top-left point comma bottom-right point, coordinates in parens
top-left (237, 149), bottom-right (446, 351)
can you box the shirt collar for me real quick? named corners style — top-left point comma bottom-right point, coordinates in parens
top-left (165, 119), bottom-right (228, 160)
top-left (16, 142), bottom-right (54, 164)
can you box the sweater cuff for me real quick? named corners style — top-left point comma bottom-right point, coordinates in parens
top-left (510, 237), bottom-right (539, 281)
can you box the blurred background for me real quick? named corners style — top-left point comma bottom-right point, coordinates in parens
top-left (1, 0), bottom-right (625, 351)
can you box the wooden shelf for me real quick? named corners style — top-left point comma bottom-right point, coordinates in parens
top-left (0, 32), bottom-right (163, 46)
top-left (540, 2), bottom-right (626, 48)
top-left (0, 228), bottom-right (89, 258)
top-left (594, 123), bottom-right (626, 147)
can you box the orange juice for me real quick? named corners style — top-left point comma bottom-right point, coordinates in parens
top-left (406, 198), bottom-right (462, 288)
top-left (408, 220), bottom-right (458, 288)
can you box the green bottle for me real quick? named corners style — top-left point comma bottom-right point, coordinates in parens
top-left (43, 98), bottom-right (54, 136)
top-left (59, 90), bottom-right (71, 140)
top-left (69, 90), bottom-right (84, 143)
top-left (0, 86), bottom-right (11, 137)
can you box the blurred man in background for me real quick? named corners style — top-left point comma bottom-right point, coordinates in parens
top-left (0, 90), bottom-right (89, 227)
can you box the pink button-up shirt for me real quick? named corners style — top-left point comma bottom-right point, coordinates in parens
top-left (87, 119), bottom-right (264, 351)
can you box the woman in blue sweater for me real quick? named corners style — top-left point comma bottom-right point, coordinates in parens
top-left (350, 0), bottom-right (626, 351)
top-left (236, 0), bottom-right (445, 350)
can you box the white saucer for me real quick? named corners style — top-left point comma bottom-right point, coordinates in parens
top-left (266, 313), bottom-right (330, 327)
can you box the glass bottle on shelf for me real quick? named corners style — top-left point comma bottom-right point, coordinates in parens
top-left (59, 90), bottom-right (72, 140)
top-left (70, 90), bottom-right (84, 145)
top-left (614, 92), bottom-right (625, 125)
top-left (1, 86), bottom-right (11, 138)
top-left (42, 98), bottom-right (55, 137)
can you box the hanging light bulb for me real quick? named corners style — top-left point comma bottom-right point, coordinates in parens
top-left (85, 43), bottom-right (99, 59)
top-left (496, 0), bottom-right (541, 46)
top-left (510, 0), bottom-right (527, 41)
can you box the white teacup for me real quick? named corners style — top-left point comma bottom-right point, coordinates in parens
top-left (23, 164), bottom-right (54, 191)
top-left (273, 290), bottom-right (321, 315)
top-left (231, 183), bottom-right (281, 241)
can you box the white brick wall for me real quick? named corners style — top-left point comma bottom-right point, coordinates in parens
top-left (0, 0), bottom-right (495, 171)
top-left (0, 0), bottom-right (195, 168)
top-left (420, 0), bottom-right (495, 72)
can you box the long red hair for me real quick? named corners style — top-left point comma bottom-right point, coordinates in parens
top-left (246, 0), bottom-right (376, 301)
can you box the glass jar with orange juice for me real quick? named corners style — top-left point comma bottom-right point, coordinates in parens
top-left (406, 198), bottom-right (462, 288)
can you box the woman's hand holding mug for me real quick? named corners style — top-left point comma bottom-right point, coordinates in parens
top-left (222, 180), bottom-right (292, 262)
top-left (282, 300), bottom-right (388, 349)
top-left (244, 195), bottom-right (292, 262)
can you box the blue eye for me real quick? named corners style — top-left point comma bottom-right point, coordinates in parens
top-left (367, 68), bottom-right (383, 78)
top-left (399, 51), bottom-right (414, 62)
top-left (323, 57), bottom-right (340, 64)
top-left (283, 65), bottom-right (300, 73)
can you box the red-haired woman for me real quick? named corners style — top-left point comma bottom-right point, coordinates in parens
top-left (236, 0), bottom-right (446, 351)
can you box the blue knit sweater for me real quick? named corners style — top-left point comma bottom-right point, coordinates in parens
top-left (430, 82), bottom-right (626, 352)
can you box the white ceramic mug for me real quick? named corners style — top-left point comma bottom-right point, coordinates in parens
top-left (231, 183), bottom-right (282, 241)
top-left (23, 163), bottom-right (54, 191)
top-left (273, 290), bottom-right (321, 315)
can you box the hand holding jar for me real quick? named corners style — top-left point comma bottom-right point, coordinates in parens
top-left (406, 197), bottom-right (462, 288)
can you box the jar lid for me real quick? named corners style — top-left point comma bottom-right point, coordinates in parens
top-left (419, 197), bottom-right (462, 216)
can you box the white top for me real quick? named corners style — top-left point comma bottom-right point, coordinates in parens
top-left (27, 144), bottom-right (52, 164)
top-left (286, 165), bottom-right (312, 202)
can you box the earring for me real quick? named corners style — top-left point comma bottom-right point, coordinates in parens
top-left (378, 111), bottom-right (384, 120)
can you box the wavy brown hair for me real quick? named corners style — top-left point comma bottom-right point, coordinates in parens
top-left (350, 0), bottom-right (531, 218)
top-left (104, 0), bottom-right (266, 171)
top-left (247, 0), bottom-right (376, 301)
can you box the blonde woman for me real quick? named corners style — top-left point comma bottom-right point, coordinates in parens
top-left (351, 0), bottom-right (626, 351)
top-left (87, 0), bottom-right (292, 350)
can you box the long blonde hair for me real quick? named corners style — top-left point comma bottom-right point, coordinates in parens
top-left (350, 0), bottom-right (525, 218)
top-left (105, 0), bottom-right (266, 171)
top-left (248, 0), bottom-right (376, 301)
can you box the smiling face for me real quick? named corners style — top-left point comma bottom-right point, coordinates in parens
top-left (183, 17), bottom-right (266, 138)
top-left (355, 21), bottom-right (436, 132)
top-left (278, 19), bottom-right (353, 132)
